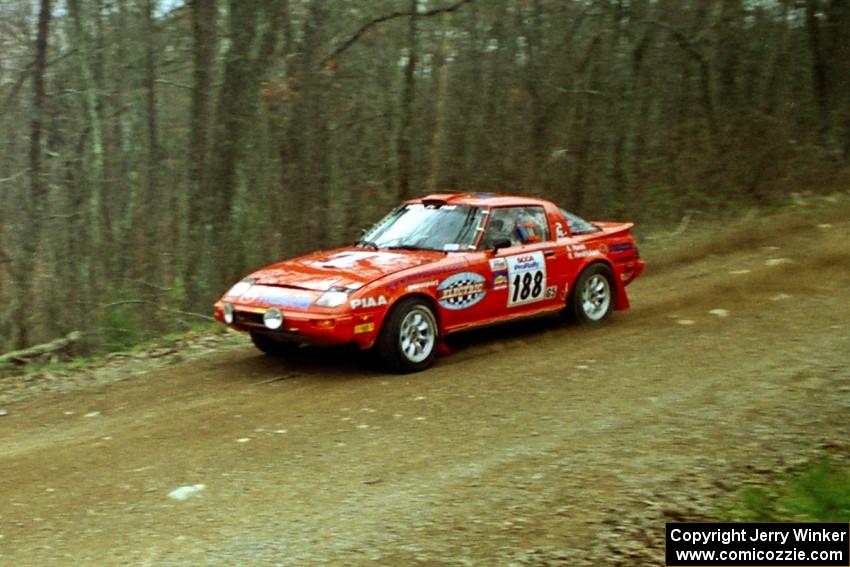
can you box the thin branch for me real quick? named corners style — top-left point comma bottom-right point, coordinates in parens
top-left (322, 0), bottom-right (475, 65)
top-left (154, 78), bottom-right (192, 90)
top-left (47, 211), bottom-right (82, 220)
top-left (0, 49), bottom-right (76, 119)
top-left (640, 19), bottom-right (717, 137)
top-left (670, 214), bottom-right (691, 237)
top-left (0, 331), bottom-right (82, 365)
top-left (547, 83), bottom-right (605, 97)
top-left (132, 279), bottom-right (173, 293)
top-left (640, 19), bottom-right (703, 62)
top-left (0, 169), bottom-right (27, 184)
top-left (101, 300), bottom-right (216, 322)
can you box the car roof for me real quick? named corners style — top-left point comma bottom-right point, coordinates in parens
top-left (409, 193), bottom-right (553, 208)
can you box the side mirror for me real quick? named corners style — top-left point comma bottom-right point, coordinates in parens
top-left (491, 238), bottom-right (512, 253)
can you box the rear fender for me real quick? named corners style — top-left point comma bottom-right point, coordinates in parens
top-left (579, 259), bottom-right (630, 311)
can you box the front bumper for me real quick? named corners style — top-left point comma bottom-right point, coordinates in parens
top-left (214, 302), bottom-right (379, 348)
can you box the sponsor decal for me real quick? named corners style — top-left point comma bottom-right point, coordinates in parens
top-left (492, 272), bottom-right (508, 290)
top-left (489, 258), bottom-right (507, 272)
top-left (350, 296), bottom-right (388, 309)
top-left (437, 272), bottom-right (487, 310)
top-left (555, 222), bottom-right (566, 239)
top-left (513, 254), bottom-right (541, 272)
top-left (566, 243), bottom-right (603, 260)
top-left (507, 251), bottom-right (547, 307)
top-left (239, 285), bottom-right (314, 308)
top-left (354, 322), bottom-right (375, 334)
top-left (545, 285), bottom-right (557, 299)
top-left (406, 280), bottom-right (439, 292)
top-left (385, 266), bottom-right (463, 290)
top-left (610, 242), bottom-right (634, 252)
top-left (572, 250), bottom-right (603, 259)
top-left (575, 249), bottom-right (603, 259)
top-left (314, 251), bottom-right (378, 269)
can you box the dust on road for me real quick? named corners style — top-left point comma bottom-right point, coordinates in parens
top-left (1, 203), bottom-right (849, 565)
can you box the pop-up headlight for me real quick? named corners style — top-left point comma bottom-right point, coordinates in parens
top-left (315, 288), bottom-right (351, 308)
top-left (225, 278), bottom-right (255, 298)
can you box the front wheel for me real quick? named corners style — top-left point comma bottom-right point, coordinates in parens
top-left (570, 264), bottom-right (615, 326)
top-left (375, 298), bottom-right (439, 373)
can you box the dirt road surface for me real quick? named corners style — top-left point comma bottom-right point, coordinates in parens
top-left (2, 203), bottom-right (849, 565)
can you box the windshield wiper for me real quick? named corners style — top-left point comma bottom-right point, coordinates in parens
top-left (387, 244), bottom-right (448, 253)
top-left (387, 244), bottom-right (442, 252)
top-left (355, 240), bottom-right (379, 250)
top-left (385, 244), bottom-right (422, 251)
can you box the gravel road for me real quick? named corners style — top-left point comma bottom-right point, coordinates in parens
top-left (1, 204), bottom-right (848, 565)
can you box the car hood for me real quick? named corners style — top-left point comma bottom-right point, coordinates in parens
top-left (250, 247), bottom-right (445, 291)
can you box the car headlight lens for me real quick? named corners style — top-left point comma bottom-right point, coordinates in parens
top-left (263, 307), bottom-right (283, 330)
top-left (223, 303), bottom-right (234, 324)
top-left (226, 279), bottom-right (254, 298)
top-left (315, 290), bottom-right (350, 308)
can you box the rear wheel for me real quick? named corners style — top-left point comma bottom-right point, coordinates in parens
top-left (376, 298), bottom-right (439, 373)
top-left (570, 264), bottom-right (614, 326)
top-left (250, 331), bottom-right (299, 357)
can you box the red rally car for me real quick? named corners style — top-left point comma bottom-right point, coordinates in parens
top-left (214, 193), bottom-right (645, 372)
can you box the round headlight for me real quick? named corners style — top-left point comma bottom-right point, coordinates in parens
top-left (223, 303), bottom-right (234, 324)
top-left (263, 307), bottom-right (283, 330)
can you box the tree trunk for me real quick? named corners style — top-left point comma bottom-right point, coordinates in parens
top-left (397, 0), bottom-right (418, 200)
top-left (68, 0), bottom-right (107, 349)
top-left (208, 0), bottom-right (280, 292)
top-left (14, 0), bottom-right (52, 348)
top-left (805, 0), bottom-right (831, 143)
top-left (185, 0), bottom-right (217, 308)
top-left (142, 0), bottom-right (160, 277)
top-left (427, 12), bottom-right (451, 194)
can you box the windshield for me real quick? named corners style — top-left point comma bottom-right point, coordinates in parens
top-left (360, 204), bottom-right (486, 252)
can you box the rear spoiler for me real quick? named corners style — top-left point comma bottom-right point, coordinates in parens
top-left (592, 221), bottom-right (635, 236)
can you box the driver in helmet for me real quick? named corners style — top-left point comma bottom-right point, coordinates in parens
top-left (514, 209), bottom-right (543, 244)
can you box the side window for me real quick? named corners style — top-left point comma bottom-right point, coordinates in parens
top-left (559, 208), bottom-right (600, 235)
top-left (480, 206), bottom-right (551, 248)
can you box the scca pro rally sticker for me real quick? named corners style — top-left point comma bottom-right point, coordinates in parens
top-left (507, 251), bottom-right (547, 307)
top-left (437, 272), bottom-right (486, 310)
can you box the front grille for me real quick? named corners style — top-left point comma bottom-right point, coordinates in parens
top-left (234, 311), bottom-right (265, 326)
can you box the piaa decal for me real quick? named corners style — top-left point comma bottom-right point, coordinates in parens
top-left (350, 296), bottom-right (388, 309)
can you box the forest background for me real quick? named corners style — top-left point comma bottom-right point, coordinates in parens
top-left (1, 0), bottom-right (848, 354)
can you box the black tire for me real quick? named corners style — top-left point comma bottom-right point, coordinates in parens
top-left (569, 263), bottom-right (615, 326)
top-left (250, 331), bottom-right (299, 357)
top-left (375, 297), bottom-right (439, 373)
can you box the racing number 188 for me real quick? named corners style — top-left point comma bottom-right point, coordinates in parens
top-left (512, 271), bottom-right (544, 303)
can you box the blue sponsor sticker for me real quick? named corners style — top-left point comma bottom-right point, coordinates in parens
top-left (492, 270), bottom-right (508, 289)
top-left (437, 272), bottom-right (487, 310)
top-left (249, 286), bottom-right (314, 308)
top-left (610, 242), bottom-right (634, 252)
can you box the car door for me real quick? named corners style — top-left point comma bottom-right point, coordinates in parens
top-left (475, 205), bottom-right (567, 322)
